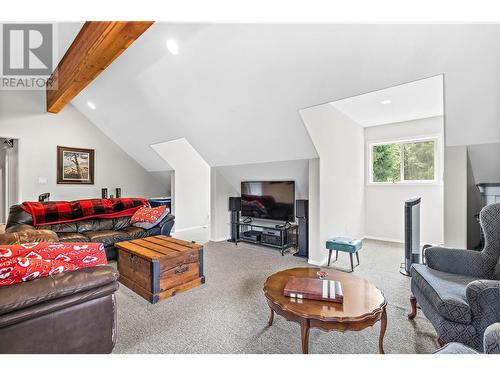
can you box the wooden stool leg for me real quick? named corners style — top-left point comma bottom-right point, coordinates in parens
top-left (349, 253), bottom-right (354, 272)
top-left (355, 251), bottom-right (360, 265)
top-left (327, 249), bottom-right (332, 266)
top-left (335, 250), bottom-right (338, 261)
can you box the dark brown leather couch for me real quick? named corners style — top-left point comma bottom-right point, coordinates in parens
top-left (5, 204), bottom-right (175, 260)
top-left (0, 225), bottom-right (58, 245)
top-left (0, 266), bottom-right (119, 353)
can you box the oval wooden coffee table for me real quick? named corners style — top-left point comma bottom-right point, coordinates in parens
top-left (263, 267), bottom-right (387, 354)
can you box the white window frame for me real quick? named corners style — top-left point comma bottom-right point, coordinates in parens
top-left (368, 136), bottom-right (439, 185)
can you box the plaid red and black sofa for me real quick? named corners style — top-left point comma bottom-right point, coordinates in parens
top-left (4, 199), bottom-right (175, 260)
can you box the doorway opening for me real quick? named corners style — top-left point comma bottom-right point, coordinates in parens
top-left (0, 138), bottom-right (19, 224)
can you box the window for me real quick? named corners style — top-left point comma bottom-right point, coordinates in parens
top-left (370, 139), bottom-right (436, 183)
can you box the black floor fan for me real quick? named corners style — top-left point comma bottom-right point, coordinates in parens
top-left (400, 197), bottom-right (421, 276)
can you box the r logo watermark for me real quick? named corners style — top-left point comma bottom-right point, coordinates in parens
top-left (0, 23), bottom-right (58, 90)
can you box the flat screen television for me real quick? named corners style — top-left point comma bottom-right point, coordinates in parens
top-left (241, 181), bottom-right (295, 222)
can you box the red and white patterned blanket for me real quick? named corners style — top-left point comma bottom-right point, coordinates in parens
top-left (0, 242), bottom-right (108, 287)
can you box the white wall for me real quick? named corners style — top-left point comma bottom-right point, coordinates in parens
top-left (308, 158), bottom-right (320, 262)
top-left (210, 159), bottom-right (309, 241)
top-left (364, 117), bottom-right (444, 244)
top-left (444, 145), bottom-right (468, 248)
top-left (467, 143), bottom-right (500, 183)
top-left (149, 171), bottom-right (172, 197)
top-left (465, 142), bottom-right (500, 248)
top-left (0, 90), bottom-right (168, 203)
top-left (210, 167), bottom-right (238, 241)
top-left (300, 104), bottom-right (365, 265)
top-left (152, 138), bottom-right (210, 232)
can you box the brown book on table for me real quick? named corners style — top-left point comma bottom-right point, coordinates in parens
top-left (284, 277), bottom-right (344, 303)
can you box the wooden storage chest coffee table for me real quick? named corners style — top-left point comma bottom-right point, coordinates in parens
top-left (116, 235), bottom-right (205, 304)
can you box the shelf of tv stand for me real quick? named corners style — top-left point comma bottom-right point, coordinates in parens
top-left (231, 221), bottom-right (298, 256)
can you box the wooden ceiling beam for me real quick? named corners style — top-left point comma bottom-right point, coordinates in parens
top-left (46, 21), bottom-right (153, 113)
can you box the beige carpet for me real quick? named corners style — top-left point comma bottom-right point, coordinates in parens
top-left (113, 239), bottom-right (438, 354)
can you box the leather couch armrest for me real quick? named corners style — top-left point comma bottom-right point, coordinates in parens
top-left (5, 224), bottom-right (35, 233)
top-left (0, 266), bottom-right (119, 317)
top-left (0, 227), bottom-right (58, 245)
top-left (159, 214), bottom-right (175, 235)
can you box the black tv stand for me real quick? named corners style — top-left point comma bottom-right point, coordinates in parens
top-left (231, 220), bottom-right (298, 256)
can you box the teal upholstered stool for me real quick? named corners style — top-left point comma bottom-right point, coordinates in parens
top-left (326, 237), bottom-right (363, 272)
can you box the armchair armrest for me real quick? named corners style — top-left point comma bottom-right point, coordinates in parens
top-left (466, 280), bottom-right (500, 333)
top-left (158, 213), bottom-right (175, 236)
top-left (425, 246), bottom-right (493, 278)
top-left (484, 323), bottom-right (500, 354)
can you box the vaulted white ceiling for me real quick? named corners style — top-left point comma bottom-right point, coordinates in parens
top-left (330, 75), bottom-right (443, 127)
top-left (68, 23), bottom-right (500, 172)
top-left (57, 22), bottom-right (85, 64)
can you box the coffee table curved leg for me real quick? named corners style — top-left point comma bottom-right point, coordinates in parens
top-left (378, 306), bottom-right (387, 354)
top-left (301, 320), bottom-right (310, 354)
top-left (268, 308), bottom-right (274, 326)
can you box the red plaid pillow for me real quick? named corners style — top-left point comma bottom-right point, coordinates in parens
top-left (130, 205), bottom-right (167, 224)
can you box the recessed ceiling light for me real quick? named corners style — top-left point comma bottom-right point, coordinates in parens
top-left (380, 99), bottom-right (392, 105)
top-left (87, 101), bottom-right (96, 110)
top-left (166, 39), bottom-right (179, 55)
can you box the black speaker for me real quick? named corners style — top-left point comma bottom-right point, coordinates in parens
top-left (228, 197), bottom-right (242, 242)
top-left (296, 199), bottom-right (308, 218)
top-left (115, 188), bottom-right (121, 198)
top-left (294, 199), bottom-right (309, 258)
top-left (101, 188), bottom-right (108, 199)
top-left (229, 197), bottom-right (242, 212)
top-left (38, 192), bottom-right (50, 202)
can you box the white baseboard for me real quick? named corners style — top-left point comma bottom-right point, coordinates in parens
top-left (364, 235), bottom-right (438, 246)
top-left (212, 237), bottom-right (229, 242)
top-left (173, 225), bottom-right (208, 233)
top-left (307, 257), bottom-right (328, 267)
top-left (363, 235), bottom-right (404, 244)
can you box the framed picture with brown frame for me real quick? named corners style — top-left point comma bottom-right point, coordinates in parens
top-left (57, 146), bottom-right (95, 184)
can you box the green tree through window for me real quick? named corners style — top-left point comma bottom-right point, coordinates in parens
top-left (404, 141), bottom-right (435, 180)
top-left (371, 140), bottom-right (435, 183)
top-left (372, 143), bottom-right (401, 182)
